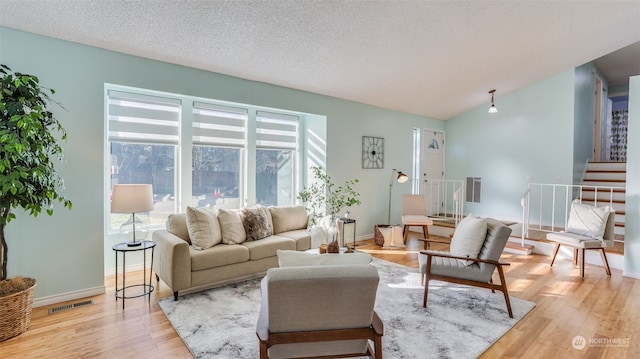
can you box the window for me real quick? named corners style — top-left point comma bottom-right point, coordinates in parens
top-left (192, 102), bottom-right (247, 209)
top-left (106, 85), bottom-right (315, 231)
top-left (107, 90), bottom-right (180, 230)
top-left (255, 111), bottom-right (299, 206)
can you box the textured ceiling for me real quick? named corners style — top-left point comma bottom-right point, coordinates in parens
top-left (1, 0), bottom-right (639, 120)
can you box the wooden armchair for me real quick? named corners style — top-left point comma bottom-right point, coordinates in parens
top-left (401, 194), bottom-right (433, 244)
top-left (547, 200), bottom-right (615, 278)
top-left (419, 217), bottom-right (514, 318)
top-left (256, 264), bottom-right (383, 359)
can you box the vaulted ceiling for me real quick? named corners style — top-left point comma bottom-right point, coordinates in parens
top-left (1, 1), bottom-right (638, 120)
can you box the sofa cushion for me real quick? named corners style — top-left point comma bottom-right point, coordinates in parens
top-left (277, 229), bottom-right (312, 251)
top-left (218, 209), bottom-right (247, 244)
top-left (269, 205), bottom-right (308, 234)
top-left (241, 235), bottom-right (296, 260)
top-left (190, 244), bottom-right (250, 271)
top-left (166, 213), bottom-right (191, 244)
top-left (185, 206), bottom-right (223, 250)
top-left (241, 205), bottom-right (273, 241)
top-left (450, 215), bottom-right (487, 266)
top-left (566, 199), bottom-right (611, 240)
top-left (277, 249), bottom-right (373, 267)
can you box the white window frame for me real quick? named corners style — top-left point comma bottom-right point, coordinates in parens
top-left (104, 84), bottom-right (310, 233)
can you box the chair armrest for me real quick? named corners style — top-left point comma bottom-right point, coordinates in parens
top-left (371, 310), bottom-right (384, 335)
top-left (419, 250), bottom-right (510, 266)
top-left (152, 230), bottom-right (192, 292)
top-left (256, 277), bottom-right (269, 342)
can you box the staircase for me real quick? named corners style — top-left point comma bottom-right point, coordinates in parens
top-left (581, 162), bottom-right (626, 239)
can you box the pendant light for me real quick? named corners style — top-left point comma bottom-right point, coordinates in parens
top-left (488, 89), bottom-right (498, 113)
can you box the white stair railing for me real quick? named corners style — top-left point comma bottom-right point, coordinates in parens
top-left (521, 182), bottom-right (623, 242)
top-left (423, 180), bottom-right (464, 226)
top-left (520, 187), bottom-right (531, 247)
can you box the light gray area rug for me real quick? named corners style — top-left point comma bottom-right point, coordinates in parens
top-left (158, 259), bottom-right (535, 358)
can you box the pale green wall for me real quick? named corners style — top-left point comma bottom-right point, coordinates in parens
top-left (625, 75), bottom-right (640, 277)
top-left (445, 70), bottom-right (575, 222)
top-left (0, 27), bottom-right (442, 299)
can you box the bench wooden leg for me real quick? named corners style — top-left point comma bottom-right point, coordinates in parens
top-left (579, 249), bottom-right (585, 278)
top-left (403, 225), bottom-right (409, 244)
top-left (598, 248), bottom-right (612, 276)
top-left (422, 225), bottom-right (430, 240)
top-left (549, 243), bottom-right (561, 267)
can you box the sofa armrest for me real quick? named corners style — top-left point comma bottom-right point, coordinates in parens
top-left (152, 230), bottom-right (192, 293)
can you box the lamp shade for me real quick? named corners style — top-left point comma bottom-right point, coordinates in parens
top-left (111, 184), bottom-right (154, 213)
top-left (397, 172), bottom-right (409, 183)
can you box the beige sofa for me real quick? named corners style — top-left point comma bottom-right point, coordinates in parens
top-left (153, 205), bottom-right (312, 300)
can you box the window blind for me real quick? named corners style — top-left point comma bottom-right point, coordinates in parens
top-left (192, 102), bottom-right (247, 147)
top-left (107, 90), bottom-right (181, 144)
top-left (256, 111), bottom-right (298, 149)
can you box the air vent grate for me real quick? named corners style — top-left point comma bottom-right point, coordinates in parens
top-left (48, 300), bottom-right (94, 314)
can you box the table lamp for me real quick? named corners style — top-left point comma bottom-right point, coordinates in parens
top-left (111, 184), bottom-right (154, 247)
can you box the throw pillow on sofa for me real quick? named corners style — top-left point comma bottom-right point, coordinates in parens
top-left (166, 213), bottom-right (191, 244)
top-left (218, 209), bottom-right (247, 244)
top-left (269, 205), bottom-right (308, 234)
top-left (185, 206), bottom-right (223, 250)
top-left (242, 205), bottom-right (272, 241)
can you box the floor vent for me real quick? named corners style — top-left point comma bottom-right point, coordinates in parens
top-left (48, 300), bottom-right (94, 314)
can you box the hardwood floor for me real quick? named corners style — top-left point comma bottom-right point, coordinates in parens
top-left (1, 232), bottom-right (639, 358)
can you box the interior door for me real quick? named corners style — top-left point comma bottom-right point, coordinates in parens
top-left (593, 76), bottom-right (603, 161)
top-left (421, 130), bottom-right (444, 216)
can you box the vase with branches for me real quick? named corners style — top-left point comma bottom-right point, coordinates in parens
top-left (298, 166), bottom-right (360, 251)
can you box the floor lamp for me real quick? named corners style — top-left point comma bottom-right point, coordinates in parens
top-left (388, 169), bottom-right (409, 224)
top-left (111, 184), bottom-right (154, 247)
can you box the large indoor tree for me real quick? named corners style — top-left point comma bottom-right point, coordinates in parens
top-left (0, 64), bottom-right (72, 281)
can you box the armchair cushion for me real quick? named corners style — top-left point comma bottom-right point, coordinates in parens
top-left (276, 249), bottom-right (372, 267)
top-left (566, 199), bottom-right (611, 240)
top-left (450, 215), bottom-right (487, 266)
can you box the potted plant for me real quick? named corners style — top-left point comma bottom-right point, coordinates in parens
top-left (0, 64), bottom-right (72, 341)
top-left (298, 166), bottom-right (361, 252)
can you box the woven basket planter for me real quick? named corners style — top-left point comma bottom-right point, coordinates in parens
top-left (374, 224), bottom-right (392, 246)
top-left (0, 281), bottom-right (36, 342)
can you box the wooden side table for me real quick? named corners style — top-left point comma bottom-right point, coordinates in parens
top-left (112, 240), bottom-right (156, 309)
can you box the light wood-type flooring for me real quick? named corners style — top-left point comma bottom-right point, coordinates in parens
top-left (1, 232), bottom-right (639, 358)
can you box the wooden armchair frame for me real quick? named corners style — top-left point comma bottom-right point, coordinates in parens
top-left (420, 250), bottom-right (513, 318)
top-left (256, 308), bottom-right (384, 359)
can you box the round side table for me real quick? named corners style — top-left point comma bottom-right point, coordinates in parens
top-left (112, 240), bottom-right (156, 309)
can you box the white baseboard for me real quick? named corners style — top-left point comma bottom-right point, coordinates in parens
top-left (104, 262), bottom-right (149, 276)
top-left (33, 285), bottom-right (105, 308)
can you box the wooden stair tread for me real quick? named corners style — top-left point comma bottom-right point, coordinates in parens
top-left (581, 188), bottom-right (626, 192)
